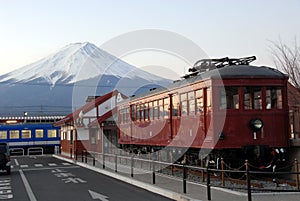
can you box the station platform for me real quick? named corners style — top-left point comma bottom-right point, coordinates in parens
top-left (54, 154), bottom-right (300, 201)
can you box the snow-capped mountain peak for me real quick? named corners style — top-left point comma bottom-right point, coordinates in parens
top-left (0, 42), bottom-right (164, 86)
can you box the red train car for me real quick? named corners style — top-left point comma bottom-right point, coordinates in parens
top-left (117, 56), bottom-right (289, 169)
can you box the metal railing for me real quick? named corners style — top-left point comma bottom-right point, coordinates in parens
top-left (28, 147), bottom-right (43, 156)
top-left (73, 150), bottom-right (300, 201)
top-left (9, 148), bottom-right (25, 156)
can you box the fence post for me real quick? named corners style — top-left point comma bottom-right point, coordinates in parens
top-left (103, 153), bottom-right (105, 169)
top-left (295, 159), bottom-right (299, 190)
top-left (221, 158), bottom-right (225, 186)
top-left (81, 150), bottom-right (84, 162)
top-left (245, 160), bottom-right (252, 201)
top-left (152, 158), bottom-right (156, 184)
top-left (201, 158), bottom-right (205, 182)
top-left (131, 155), bottom-right (134, 177)
top-left (183, 165), bottom-right (187, 194)
top-left (206, 166), bottom-right (211, 201)
top-left (114, 154), bottom-right (117, 172)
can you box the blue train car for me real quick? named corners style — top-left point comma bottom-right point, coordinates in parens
top-left (0, 116), bottom-right (63, 154)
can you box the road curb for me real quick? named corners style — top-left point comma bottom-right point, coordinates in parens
top-left (53, 155), bottom-right (201, 201)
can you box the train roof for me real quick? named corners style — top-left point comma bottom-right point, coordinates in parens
top-left (126, 64), bottom-right (288, 102)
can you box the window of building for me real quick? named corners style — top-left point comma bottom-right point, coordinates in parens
top-left (219, 87), bottom-right (239, 109)
top-left (244, 87), bottom-right (262, 110)
top-left (47, 129), bottom-right (57, 138)
top-left (9, 130), bottom-right (20, 139)
top-left (35, 129), bottom-right (44, 138)
top-left (22, 130), bottom-right (31, 139)
top-left (266, 87), bottom-right (283, 109)
top-left (195, 89), bottom-right (204, 113)
top-left (0, 131), bottom-right (7, 139)
top-left (91, 128), bottom-right (97, 144)
top-left (180, 93), bottom-right (188, 116)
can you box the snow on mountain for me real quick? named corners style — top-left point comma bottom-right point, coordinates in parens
top-left (0, 42), bottom-right (171, 116)
top-left (0, 42), bottom-right (167, 86)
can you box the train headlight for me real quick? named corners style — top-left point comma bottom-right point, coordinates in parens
top-left (249, 118), bottom-right (264, 132)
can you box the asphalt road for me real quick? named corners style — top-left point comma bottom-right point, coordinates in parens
top-left (0, 155), bottom-right (174, 201)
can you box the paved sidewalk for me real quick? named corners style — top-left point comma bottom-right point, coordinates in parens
top-left (53, 155), bottom-right (300, 201)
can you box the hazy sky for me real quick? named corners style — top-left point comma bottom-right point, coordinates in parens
top-left (0, 0), bottom-right (299, 79)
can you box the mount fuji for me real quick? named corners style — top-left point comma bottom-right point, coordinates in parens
top-left (0, 42), bottom-right (171, 116)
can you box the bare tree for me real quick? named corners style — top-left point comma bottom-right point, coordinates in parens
top-left (269, 38), bottom-right (300, 90)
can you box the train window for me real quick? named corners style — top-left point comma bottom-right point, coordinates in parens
top-left (195, 89), bottom-right (203, 113)
top-left (206, 88), bottom-right (212, 111)
top-left (35, 129), bottom-right (44, 138)
top-left (9, 130), bottom-right (20, 139)
top-left (131, 105), bottom-right (136, 121)
top-left (159, 99), bottom-right (163, 119)
top-left (219, 87), bottom-right (239, 109)
top-left (172, 94), bottom-right (179, 116)
top-left (149, 102), bottom-right (153, 120)
top-left (188, 91), bottom-right (195, 115)
top-left (164, 98), bottom-right (169, 119)
top-left (154, 101), bottom-right (159, 119)
top-left (47, 129), bottom-right (57, 138)
top-left (266, 87), bottom-right (282, 109)
top-left (244, 87), bottom-right (262, 110)
top-left (136, 104), bottom-right (141, 120)
top-left (180, 93), bottom-right (188, 116)
top-left (0, 131), bottom-right (7, 139)
top-left (144, 103), bottom-right (149, 121)
top-left (22, 130), bottom-right (32, 139)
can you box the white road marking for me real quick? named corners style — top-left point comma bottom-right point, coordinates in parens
top-left (48, 163), bottom-right (57, 166)
top-left (34, 164), bottom-right (43, 167)
top-left (62, 163), bottom-right (71, 166)
top-left (88, 190), bottom-right (109, 201)
top-left (14, 159), bottom-right (19, 166)
top-left (19, 170), bottom-right (37, 201)
top-left (0, 178), bottom-right (13, 199)
top-left (20, 165), bottom-right (29, 168)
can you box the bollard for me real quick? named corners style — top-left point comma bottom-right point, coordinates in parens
top-left (85, 151), bottom-right (88, 163)
top-left (75, 149), bottom-right (78, 161)
top-left (70, 148), bottom-right (72, 159)
top-left (183, 165), bottom-right (187, 193)
top-left (93, 154), bottom-right (95, 166)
